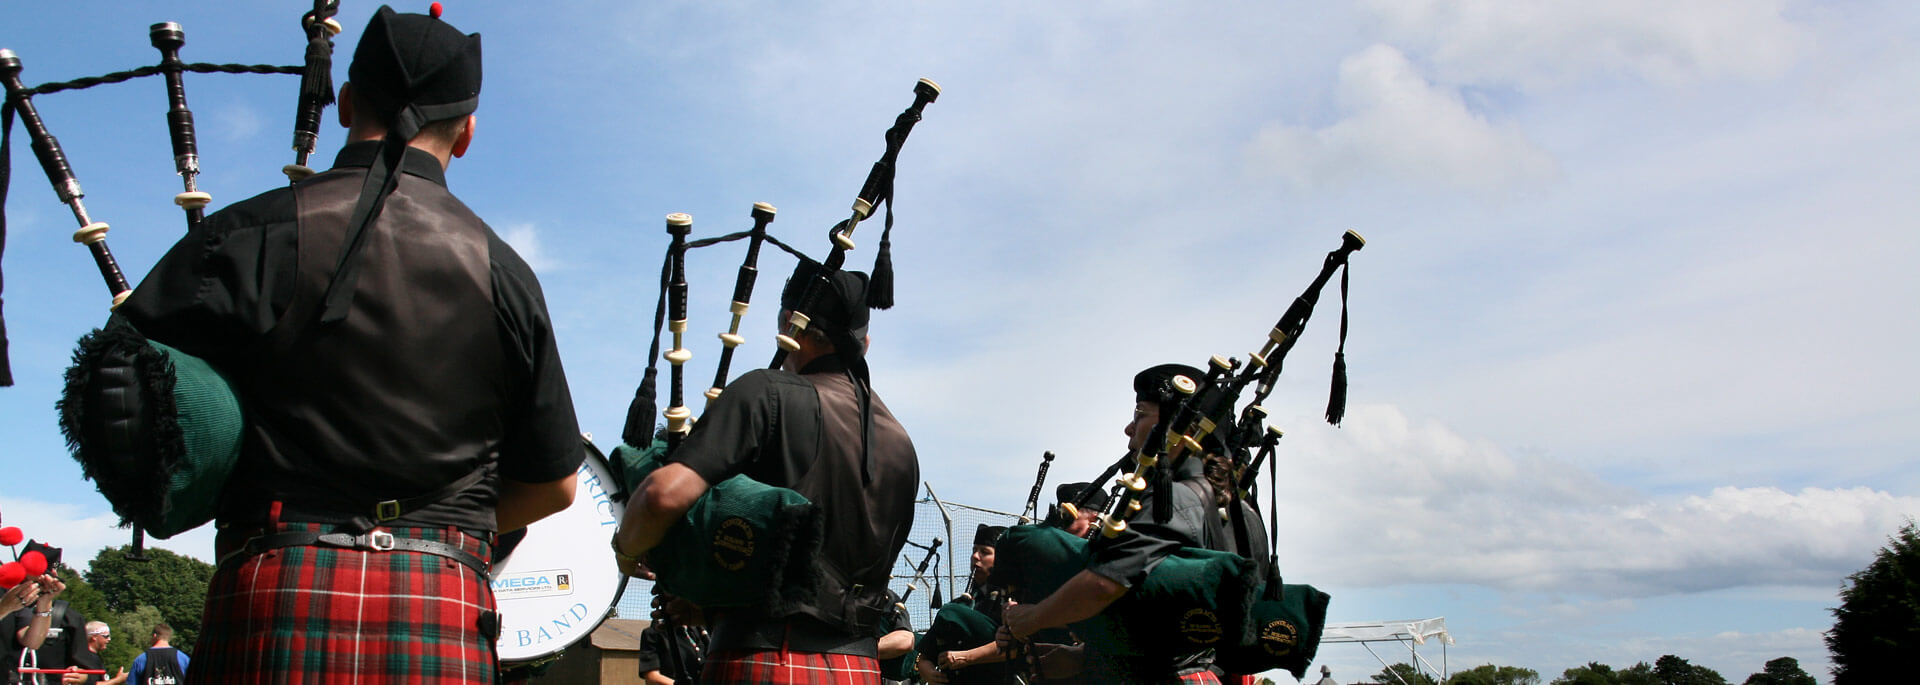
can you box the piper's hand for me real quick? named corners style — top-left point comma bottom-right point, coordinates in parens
top-left (1032, 643), bottom-right (1086, 679)
top-left (61, 667), bottom-right (85, 685)
top-left (916, 654), bottom-right (950, 684)
top-left (993, 623), bottom-right (1027, 660)
top-left (1002, 600), bottom-right (1038, 640)
top-left (937, 650), bottom-right (967, 670)
top-left (655, 595), bottom-right (706, 627)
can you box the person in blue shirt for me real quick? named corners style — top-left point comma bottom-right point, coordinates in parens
top-left (127, 624), bottom-right (188, 685)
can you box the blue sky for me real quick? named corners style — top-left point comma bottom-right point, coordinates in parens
top-left (4, 1), bottom-right (1918, 681)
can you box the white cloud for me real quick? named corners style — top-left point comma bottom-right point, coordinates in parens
top-left (1358, 0), bottom-right (1810, 88)
top-left (1270, 404), bottom-right (1916, 597)
top-left (0, 496), bottom-right (215, 570)
top-left (1246, 45), bottom-right (1558, 192)
top-left (209, 102), bottom-right (263, 143)
top-left (499, 223), bottom-right (561, 272)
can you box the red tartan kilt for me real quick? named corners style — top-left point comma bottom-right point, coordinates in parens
top-left (1179, 670), bottom-right (1224, 684)
top-left (189, 522), bottom-right (496, 684)
top-left (703, 649), bottom-right (882, 685)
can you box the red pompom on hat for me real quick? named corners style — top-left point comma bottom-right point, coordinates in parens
top-left (0, 563), bottom-right (23, 589)
top-left (19, 551), bottom-right (45, 577)
top-left (0, 527), bottom-right (20, 546)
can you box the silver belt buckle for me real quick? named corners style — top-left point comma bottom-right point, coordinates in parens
top-left (368, 530), bottom-right (396, 552)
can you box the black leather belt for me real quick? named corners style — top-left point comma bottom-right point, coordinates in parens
top-left (227, 529), bottom-right (490, 577)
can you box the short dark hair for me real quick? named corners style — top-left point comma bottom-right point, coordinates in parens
top-left (151, 622), bottom-right (173, 641)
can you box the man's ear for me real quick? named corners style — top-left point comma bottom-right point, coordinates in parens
top-left (337, 82), bottom-right (354, 128)
top-left (451, 114), bottom-right (476, 158)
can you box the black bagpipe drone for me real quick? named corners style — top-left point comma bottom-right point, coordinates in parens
top-left (607, 78), bottom-right (941, 611)
top-left (2, 2), bottom-right (346, 557)
top-left (991, 230), bottom-right (1360, 678)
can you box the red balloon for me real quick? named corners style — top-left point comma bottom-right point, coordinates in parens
top-left (0, 527), bottom-right (20, 546)
top-left (18, 551), bottom-right (45, 577)
top-left (0, 563), bottom-right (23, 589)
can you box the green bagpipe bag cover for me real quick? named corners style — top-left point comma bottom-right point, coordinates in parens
top-left (916, 603), bottom-right (998, 654)
top-left (1213, 582), bottom-right (1332, 679)
top-left (57, 318), bottom-right (243, 539)
top-left (1076, 546), bottom-right (1260, 661)
top-left (610, 439), bottom-right (824, 611)
top-left (992, 525), bottom-right (1260, 658)
top-left (991, 525), bottom-right (1094, 603)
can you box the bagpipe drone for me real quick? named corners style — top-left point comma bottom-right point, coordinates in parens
top-left (992, 230), bottom-right (1361, 678)
top-left (606, 78), bottom-right (941, 611)
top-left (0, 2), bottom-right (347, 549)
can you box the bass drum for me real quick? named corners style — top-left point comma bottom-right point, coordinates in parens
top-left (493, 437), bottom-right (629, 664)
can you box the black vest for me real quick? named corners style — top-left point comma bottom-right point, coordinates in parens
top-left (223, 151), bottom-right (508, 532)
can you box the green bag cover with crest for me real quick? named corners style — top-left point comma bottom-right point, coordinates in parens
top-left (992, 525), bottom-right (1260, 659)
top-left (1214, 583), bottom-right (1332, 679)
top-left (611, 439), bottom-right (823, 612)
top-left (1076, 546), bottom-right (1259, 661)
top-left (59, 319), bottom-right (243, 539)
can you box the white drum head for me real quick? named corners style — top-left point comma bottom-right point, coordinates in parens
top-left (493, 440), bottom-right (628, 662)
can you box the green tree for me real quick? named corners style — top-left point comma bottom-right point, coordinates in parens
top-left (1448, 664), bottom-right (1541, 685)
top-left (1373, 663), bottom-right (1439, 685)
top-left (84, 545), bottom-right (214, 653)
top-left (104, 605), bottom-right (164, 670)
top-left (1552, 662), bottom-right (1618, 685)
top-left (1742, 657), bottom-right (1815, 685)
top-left (1653, 655), bottom-right (1727, 685)
top-left (1619, 662), bottom-right (1660, 685)
top-left (1827, 520), bottom-right (1920, 684)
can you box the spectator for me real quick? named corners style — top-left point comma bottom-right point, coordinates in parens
top-left (127, 624), bottom-right (186, 685)
top-left (59, 622), bottom-right (124, 685)
top-left (2, 574), bottom-right (86, 680)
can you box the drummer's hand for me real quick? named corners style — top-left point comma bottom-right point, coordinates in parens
top-left (916, 654), bottom-right (949, 684)
top-left (0, 580), bottom-right (40, 616)
top-left (35, 574), bottom-right (66, 604)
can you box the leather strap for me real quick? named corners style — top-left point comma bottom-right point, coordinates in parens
top-left (229, 529), bottom-right (489, 577)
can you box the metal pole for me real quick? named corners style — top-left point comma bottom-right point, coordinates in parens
top-left (923, 482), bottom-right (956, 600)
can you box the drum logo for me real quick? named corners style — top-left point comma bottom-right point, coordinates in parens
top-left (1258, 618), bottom-right (1300, 657)
top-left (492, 569), bottom-right (575, 599)
top-left (712, 516), bottom-right (757, 572)
top-left (1179, 608), bottom-right (1223, 645)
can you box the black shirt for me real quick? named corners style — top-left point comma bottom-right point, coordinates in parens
top-left (119, 142), bottom-right (583, 532)
top-left (667, 358), bottom-right (919, 655)
top-left (0, 602), bottom-right (88, 677)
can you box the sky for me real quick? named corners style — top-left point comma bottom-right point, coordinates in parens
top-left (3, 0), bottom-right (1918, 682)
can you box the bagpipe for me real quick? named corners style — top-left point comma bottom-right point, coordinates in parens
top-left (0, 3), bottom-right (345, 547)
top-left (996, 230), bottom-right (1364, 676)
top-left (607, 78), bottom-right (941, 610)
